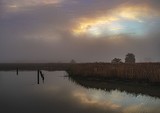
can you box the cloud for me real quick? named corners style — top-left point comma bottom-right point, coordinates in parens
top-left (73, 90), bottom-right (121, 111)
top-left (72, 4), bottom-right (160, 37)
top-left (0, 0), bottom-right (160, 62)
top-left (4, 0), bottom-right (62, 7)
top-left (1, 0), bottom-right (64, 15)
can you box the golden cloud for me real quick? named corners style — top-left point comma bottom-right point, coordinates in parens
top-left (72, 16), bottom-right (119, 36)
top-left (114, 4), bottom-right (155, 21)
top-left (72, 4), bottom-right (159, 36)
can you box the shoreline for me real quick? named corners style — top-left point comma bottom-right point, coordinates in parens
top-left (69, 76), bottom-right (160, 98)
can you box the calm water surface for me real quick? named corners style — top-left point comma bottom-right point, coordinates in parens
top-left (0, 71), bottom-right (160, 113)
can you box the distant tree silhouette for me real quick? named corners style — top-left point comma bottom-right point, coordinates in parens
top-left (111, 58), bottom-right (122, 64)
top-left (125, 53), bottom-right (135, 63)
top-left (70, 59), bottom-right (76, 64)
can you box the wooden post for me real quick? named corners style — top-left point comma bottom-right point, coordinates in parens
top-left (16, 68), bottom-right (18, 75)
top-left (39, 70), bottom-right (44, 83)
top-left (37, 70), bottom-right (40, 84)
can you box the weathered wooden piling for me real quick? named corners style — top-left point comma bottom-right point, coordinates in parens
top-left (37, 70), bottom-right (44, 84)
top-left (37, 70), bottom-right (40, 84)
top-left (39, 70), bottom-right (44, 83)
top-left (16, 68), bottom-right (18, 75)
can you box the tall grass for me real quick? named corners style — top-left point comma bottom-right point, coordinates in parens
top-left (67, 63), bottom-right (160, 83)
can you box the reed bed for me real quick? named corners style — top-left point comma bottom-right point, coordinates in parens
top-left (67, 63), bottom-right (160, 83)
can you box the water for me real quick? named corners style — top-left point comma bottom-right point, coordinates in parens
top-left (0, 71), bottom-right (160, 113)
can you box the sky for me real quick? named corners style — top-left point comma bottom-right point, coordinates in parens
top-left (0, 0), bottom-right (160, 63)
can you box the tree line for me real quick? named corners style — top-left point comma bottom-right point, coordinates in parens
top-left (111, 53), bottom-right (135, 64)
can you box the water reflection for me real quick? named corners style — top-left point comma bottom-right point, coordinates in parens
top-left (69, 76), bottom-right (160, 98)
top-left (72, 89), bottom-right (160, 113)
top-left (0, 71), bottom-right (159, 113)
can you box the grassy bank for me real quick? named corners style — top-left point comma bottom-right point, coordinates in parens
top-left (67, 63), bottom-right (160, 84)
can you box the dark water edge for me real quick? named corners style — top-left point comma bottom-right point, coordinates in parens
top-left (69, 76), bottom-right (160, 98)
top-left (0, 63), bottom-right (70, 71)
